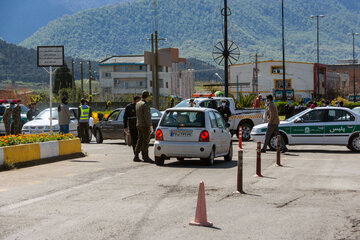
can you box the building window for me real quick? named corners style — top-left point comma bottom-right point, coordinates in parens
top-left (274, 79), bottom-right (291, 89)
top-left (166, 67), bottom-right (168, 72)
top-left (102, 72), bottom-right (111, 78)
top-left (150, 65), bottom-right (152, 71)
top-left (271, 66), bottom-right (284, 74)
top-left (166, 82), bottom-right (169, 88)
top-left (114, 78), bottom-right (146, 89)
top-left (150, 80), bottom-right (152, 87)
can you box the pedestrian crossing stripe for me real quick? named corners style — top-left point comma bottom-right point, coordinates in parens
top-left (229, 114), bottom-right (263, 120)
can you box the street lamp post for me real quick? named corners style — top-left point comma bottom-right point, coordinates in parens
top-left (310, 15), bottom-right (325, 99)
top-left (281, 0), bottom-right (286, 101)
top-left (348, 33), bottom-right (359, 103)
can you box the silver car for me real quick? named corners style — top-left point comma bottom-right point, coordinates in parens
top-left (154, 107), bottom-right (233, 166)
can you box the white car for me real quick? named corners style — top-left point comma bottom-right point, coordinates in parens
top-left (154, 107), bottom-right (233, 166)
top-left (22, 107), bottom-right (94, 142)
top-left (251, 107), bottom-right (360, 152)
top-left (353, 107), bottom-right (360, 115)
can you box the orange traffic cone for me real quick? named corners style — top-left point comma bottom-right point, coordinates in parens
top-left (189, 181), bottom-right (213, 227)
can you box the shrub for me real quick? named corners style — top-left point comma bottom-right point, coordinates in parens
top-left (0, 133), bottom-right (75, 147)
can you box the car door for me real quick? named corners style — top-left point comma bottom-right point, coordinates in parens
top-left (214, 111), bottom-right (231, 154)
top-left (111, 110), bottom-right (125, 139)
top-left (323, 109), bottom-right (356, 144)
top-left (290, 109), bottom-right (326, 144)
top-left (208, 111), bottom-right (223, 155)
top-left (102, 110), bottom-right (120, 139)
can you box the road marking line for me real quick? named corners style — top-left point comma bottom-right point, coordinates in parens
top-left (0, 172), bottom-right (126, 212)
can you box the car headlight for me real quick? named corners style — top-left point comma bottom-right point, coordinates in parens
top-left (52, 125), bottom-right (59, 131)
top-left (252, 127), bottom-right (262, 134)
top-left (45, 125), bottom-right (50, 130)
top-left (22, 125), bottom-right (29, 130)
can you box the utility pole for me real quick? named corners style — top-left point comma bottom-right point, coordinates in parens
top-left (88, 61), bottom-right (92, 96)
top-left (249, 53), bottom-right (263, 94)
top-left (80, 61), bottom-right (84, 98)
top-left (311, 15), bottom-right (325, 99)
top-left (71, 59), bottom-right (75, 103)
top-left (348, 33), bottom-right (359, 102)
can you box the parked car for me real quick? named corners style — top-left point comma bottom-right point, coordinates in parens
top-left (21, 107), bottom-right (94, 142)
top-left (0, 104), bottom-right (29, 135)
top-left (251, 107), bottom-right (360, 152)
top-left (175, 97), bottom-right (265, 141)
top-left (154, 107), bottom-right (233, 166)
top-left (93, 107), bottom-right (162, 144)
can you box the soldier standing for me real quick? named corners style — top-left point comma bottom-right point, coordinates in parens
top-left (12, 100), bottom-right (23, 135)
top-left (217, 99), bottom-right (232, 122)
top-left (124, 95), bottom-right (141, 162)
top-left (77, 99), bottom-right (91, 143)
top-left (3, 102), bottom-right (15, 135)
top-left (135, 90), bottom-right (154, 163)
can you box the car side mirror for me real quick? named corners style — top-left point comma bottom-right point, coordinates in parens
top-left (294, 118), bottom-right (303, 123)
top-left (225, 123), bottom-right (230, 128)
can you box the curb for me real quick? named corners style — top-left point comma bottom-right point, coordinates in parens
top-left (0, 138), bottom-right (81, 167)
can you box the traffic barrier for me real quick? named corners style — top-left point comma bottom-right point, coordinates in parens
top-left (189, 181), bottom-right (213, 227)
top-left (255, 141), bottom-right (263, 177)
top-left (276, 135), bottom-right (282, 166)
top-left (237, 150), bottom-right (244, 193)
top-left (238, 126), bottom-right (242, 149)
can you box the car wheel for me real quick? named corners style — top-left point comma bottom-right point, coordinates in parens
top-left (348, 134), bottom-right (360, 152)
top-left (269, 134), bottom-right (286, 151)
top-left (95, 129), bottom-right (103, 144)
top-left (88, 127), bottom-right (93, 142)
top-left (177, 158), bottom-right (184, 161)
top-left (236, 123), bottom-right (252, 141)
top-left (224, 144), bottom-right (233, 161)
top-left (155, 156), bottom-right (165, 166)
top-left (205, 149), bottom-right (215, 166)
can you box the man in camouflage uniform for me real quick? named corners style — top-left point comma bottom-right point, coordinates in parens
top-left (135, 90), bottom-right (154, 163)
top-left (12, 100), bottom-right (23, 135)
top-left (3, 102), bottom-right (15, 135)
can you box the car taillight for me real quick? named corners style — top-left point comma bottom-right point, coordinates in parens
top-left (155, 129), bottom-right (163, 141)
top-left (199, 130), bottom-right (209, 142)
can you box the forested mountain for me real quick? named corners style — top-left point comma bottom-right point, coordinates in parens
top-left (0, 0), bottom-right (136, 44)
top-left (0, 40), bottom-right (99, 86)
top-left (19, 0), bottom-right (360, 64)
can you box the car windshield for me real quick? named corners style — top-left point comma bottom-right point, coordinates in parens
top-left (151, 108), bottom-right (162, 118)
top-left (285, 109), bottom-right (311, 122)
top-left (174, 99), bottom-right (199, 108)
top-left (160, 110), bottom-right (205, 127)
top-left (35, 109), bottom-right (58, 120)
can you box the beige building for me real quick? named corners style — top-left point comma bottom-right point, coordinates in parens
top-left (230, 60), bottom-right (327, 101)
top-left (99, 48), bottom-right (195, 100)
top-left (326, 72), bottom-right (350, 98)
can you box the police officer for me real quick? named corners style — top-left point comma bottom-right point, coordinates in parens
top-left (77, 99), bottom-right (91, 143)
top-left (3, 102), bottom-right (15, 135)
top-left (135, 90), bottom-right (154, 163)
top-left (217, 99), bottom-right (232, 122)
top-left (12, 100), bottom-right (22, 135)
top-left (124, 95), bottom-right (141, 161)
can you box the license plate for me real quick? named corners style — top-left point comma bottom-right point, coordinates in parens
top-left (170, 130), bottom-right (193, 137)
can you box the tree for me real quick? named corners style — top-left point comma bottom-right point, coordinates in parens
top-left (53, 63), bottom-right (72, 95)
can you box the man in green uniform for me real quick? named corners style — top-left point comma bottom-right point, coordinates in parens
top-left (3, 102), bottom-right (15, 135)
top-left (135, 90), bottom-right (154, 163)
top-left (12, 100), bottom-right (22, 135)
top-left (77, 99), bottom-right (91, 143)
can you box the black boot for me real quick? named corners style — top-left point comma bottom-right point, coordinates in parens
top-left (142, 154), bottom-right (154, 163)
top-left (133, 154), bottom-right (141, 162)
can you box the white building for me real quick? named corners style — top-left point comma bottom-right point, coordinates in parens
top-left (99, 48), bottom-right (195, 100)
top-left (229, 60), bottom-right (327, 101)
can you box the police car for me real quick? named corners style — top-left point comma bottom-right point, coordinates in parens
top-left (154, 107), bottom-right (233, 166)
top-left (251, 107), bottom-right (360, 152)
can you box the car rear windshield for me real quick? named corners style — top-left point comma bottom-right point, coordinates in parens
top-left (160, 110), bottom-right (205, 127)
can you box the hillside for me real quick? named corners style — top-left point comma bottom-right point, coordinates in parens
top-left (0, 40), bottom-right (219, 86)
top-left (0, 0), bottom-right (136, 44)
top-left (0, 40), bottom-right (99, 87)
top-left (19, 0), bottom-right (360, 64)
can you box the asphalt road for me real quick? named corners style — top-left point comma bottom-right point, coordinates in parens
top-left (0, 139), bottom-right (359, 240)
